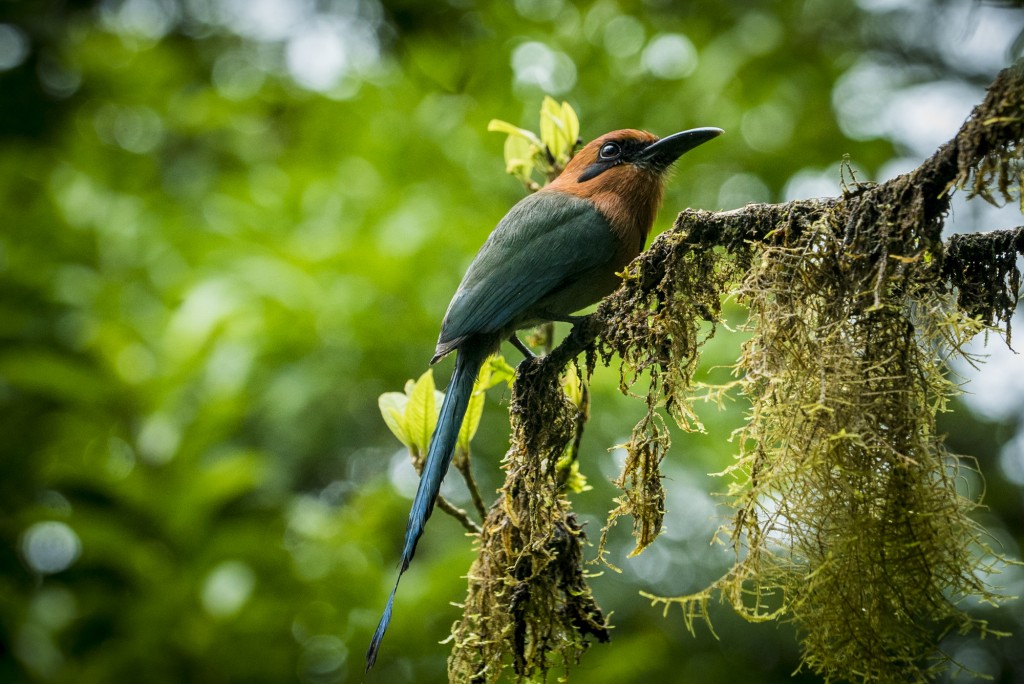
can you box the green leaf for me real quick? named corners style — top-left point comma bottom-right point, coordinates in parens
top-left (453, 354), bottom-right (517, 456)
top-left (0, 350), bottom-right (113, 404)
top-left (561, 364), bottom-right (583, 408)
top-left (485, 354), bottom-right (517, 389)
top-left (378, 391), bottom-right (411, 447)
top-left (556, 451), bottom-right (592, 494)
top-left (540, 97), bottom-right (580, 167)
top-left (488, 102), bottom-right (581, 186)
top-left (457, 362), bottom-right (492, 455)
top-left (561, 100), bottom-right (580, 150)
top-left (540, 96), bottom-right (561, 159)
top-left (503, 134), bottom-right (539, 184)
top-left (487, 119), bottom-right (543, 147)
top-left (406, 369), bottom-right (438, 456)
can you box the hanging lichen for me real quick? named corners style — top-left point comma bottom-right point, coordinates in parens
top-left (595, 233), bottom-right (737, 560)
top-left (647, 212), bottom-right (1008, 682)
top-left (447, 357), bottom-right (610, 683)
top-left (636, 63), bottom-right (1024, 683)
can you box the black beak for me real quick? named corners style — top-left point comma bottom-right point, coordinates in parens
top-left (640, 127), bottom-right (723, 171)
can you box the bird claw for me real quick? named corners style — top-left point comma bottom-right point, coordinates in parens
top-left (509, 334), bottom-right (536, 360)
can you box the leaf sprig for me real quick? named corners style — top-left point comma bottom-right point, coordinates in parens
top-left (378, 355), bottom-right (515, 466)
top-left (488, 96), bottom-right (580, 191)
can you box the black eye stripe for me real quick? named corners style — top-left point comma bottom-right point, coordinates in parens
top-left (577, 138), bottom-right (649, 183)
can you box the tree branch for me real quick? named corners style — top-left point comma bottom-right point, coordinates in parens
top-left (541, 61), bottom-right (1024, 373)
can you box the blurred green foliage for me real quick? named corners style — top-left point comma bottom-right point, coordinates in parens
top-left (0, 1), bottom-right (1022, 682)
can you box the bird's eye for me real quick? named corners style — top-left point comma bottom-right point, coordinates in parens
top-left (598, 142), bottom-right (620, 160)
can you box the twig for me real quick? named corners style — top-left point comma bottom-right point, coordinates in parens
top-left (455, 457), bottom-right (489, 521)
top-left (569, 379), bottom-right (589, 463)
top-left (437, 494), bottom-right (482, 535)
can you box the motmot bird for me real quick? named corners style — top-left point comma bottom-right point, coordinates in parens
top-left (366, 126), bottom-right (722, 669)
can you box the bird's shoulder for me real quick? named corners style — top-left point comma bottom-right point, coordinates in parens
top-left (486, 189), bottom-right (605, 241)
top-left (460, 189), bottom-right (615, 286)
top-left (433, 190), bottom-right (616, 359)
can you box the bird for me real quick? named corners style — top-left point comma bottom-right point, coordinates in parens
top-left (366, 126), bottom-right (723, 670)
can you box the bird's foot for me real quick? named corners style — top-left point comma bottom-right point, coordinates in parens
top-left (563, 314), bottom-right (587, 327)
top-left (509, 334), bottom-right (536, 360)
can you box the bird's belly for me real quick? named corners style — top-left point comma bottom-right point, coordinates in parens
top-left (522, 264), bottom-right (624, 324)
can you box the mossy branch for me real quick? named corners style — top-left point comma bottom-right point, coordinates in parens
top-left (449, 61), bottom-right (1024, 683)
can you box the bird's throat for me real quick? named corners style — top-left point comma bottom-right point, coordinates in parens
top-left (587, 175), bottom-right (663, 256)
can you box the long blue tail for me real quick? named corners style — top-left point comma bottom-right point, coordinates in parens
top-left (366, 347), bottom-right (485, 671)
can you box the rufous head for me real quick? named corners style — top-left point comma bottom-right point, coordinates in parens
top-left (551, 127), bottom-right (722, 192)
top-left (544, 127), bottom-right (722, 251)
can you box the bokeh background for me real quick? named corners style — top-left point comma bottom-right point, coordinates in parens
top-left (2, 1), bottom-right (1024, 682)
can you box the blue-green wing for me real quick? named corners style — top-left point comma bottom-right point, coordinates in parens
top-left (436, 191), bottom-right (616, 355)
